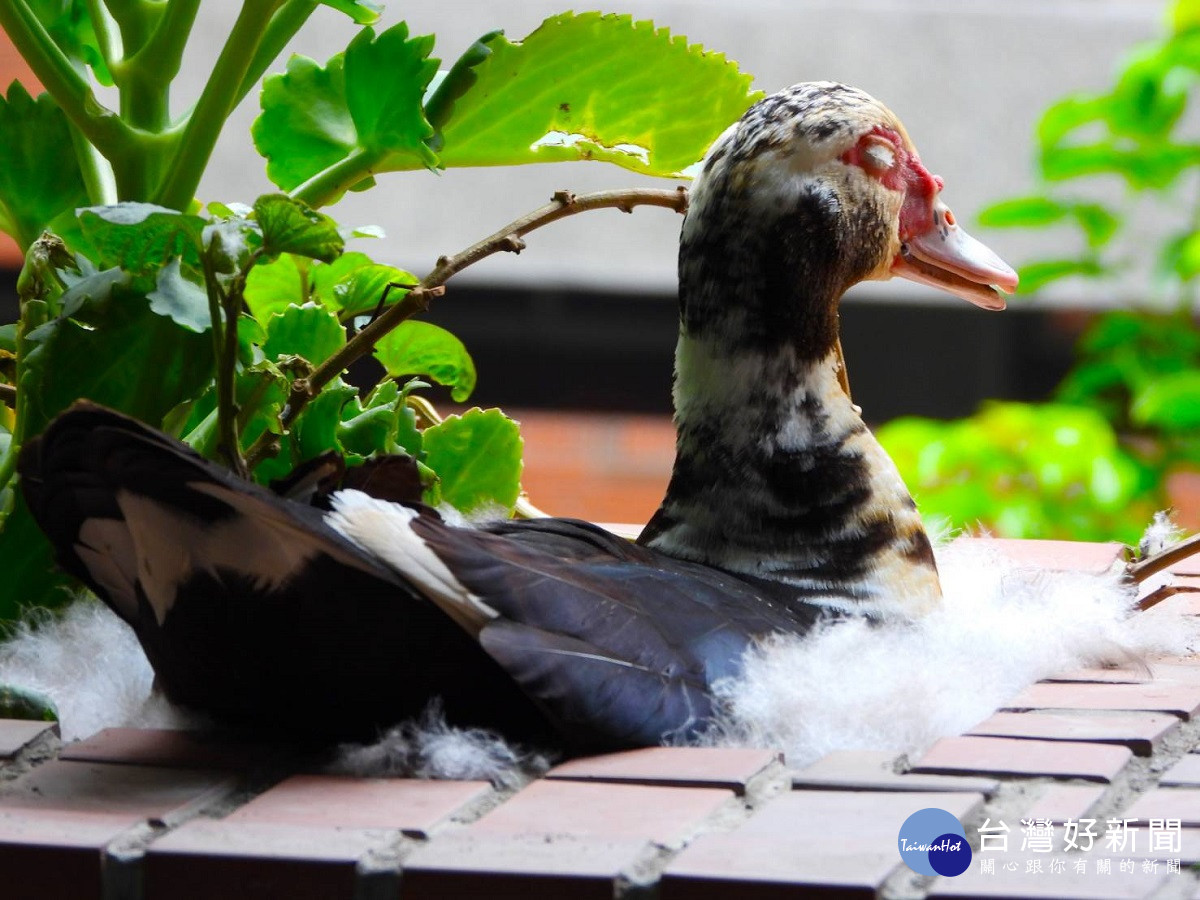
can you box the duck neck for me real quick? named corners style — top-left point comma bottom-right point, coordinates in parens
top-left (639, 206), bottom-right (941, 619)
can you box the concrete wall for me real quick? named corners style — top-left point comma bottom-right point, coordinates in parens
top-left (190, 1), bottom-right (1163, 307)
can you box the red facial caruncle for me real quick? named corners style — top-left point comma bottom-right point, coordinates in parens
top-left (839, 124), bottom-right (1018, 310)
top-left (840, 126), bottom-right (943, 241)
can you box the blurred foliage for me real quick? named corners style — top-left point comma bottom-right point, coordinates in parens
top-left (888, 0), bottom-right (1200, 541)
top-left (879, 403), bottom-right (1158, 543)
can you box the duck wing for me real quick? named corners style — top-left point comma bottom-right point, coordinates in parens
top-left (19, 403), bottom-right (819, 750)
top-left (17, 403), bottom-right (549, 743)
top-left (332, 505), bottom-right (817, 748)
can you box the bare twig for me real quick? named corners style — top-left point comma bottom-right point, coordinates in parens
top-left (0, 383), bottom-right (15, 405)
top-left (244, 187), bottom-right (689, 470)
top-left (1127, 531), bottom-right (1200, 584)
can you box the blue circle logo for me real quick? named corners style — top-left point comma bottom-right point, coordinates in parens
top-left (897, 807), bottom-right (972, 877)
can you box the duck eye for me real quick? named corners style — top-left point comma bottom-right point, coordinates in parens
top-left (861, 139), bottom-right (895, 176)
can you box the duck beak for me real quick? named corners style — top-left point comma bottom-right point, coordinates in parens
top-left (891, 199), bottom-right (1018, 310)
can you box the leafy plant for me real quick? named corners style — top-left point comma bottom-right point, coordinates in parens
top-left (879, 402), bottom-right (1157, 543)
top-left (885, 0), bottom-right (1200, 541)
top-left (0, 2), bottom-right (761, 619)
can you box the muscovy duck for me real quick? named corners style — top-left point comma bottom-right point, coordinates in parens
top-left (17, 82), bottom-right (1016, 752)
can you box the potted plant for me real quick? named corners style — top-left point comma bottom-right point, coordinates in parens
top-left (0, 2), bottom-right (761, 620)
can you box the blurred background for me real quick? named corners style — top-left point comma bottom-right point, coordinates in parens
top-left (3, 0), bottom-right (1195, 538)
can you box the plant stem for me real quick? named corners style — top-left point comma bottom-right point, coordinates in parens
top-left (141, 0), bottom-right (202, 88)
top-left (234, 0), bottom-right (320, 107)
top-left (85, 0), bottom-right (119, 68)
top-left (1128, 530), bottom-right (1200, 584)
top-left (290, 147), bottom-right (388, 209)
top-left (69, 122), bottom-right (118, 206)
top-left (243, 187), bottom-right (689, 469)
top-left (0, 1), bottom-right (127, 152)
top-left (153, 0), bottom-right (285, 211)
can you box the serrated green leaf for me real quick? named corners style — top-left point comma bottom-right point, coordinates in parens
top-left (374, 321), bottom-right (476, 401)
top-left (246, 253), bottom-right (308, 324)
top-left (318, 0), bottom-right (382, 25)
top-left (421, 407), bottom-right (522, 513)
top-left (0, 82), bottom-right (89, 250)
top-left (344, 23), bottom-right (439, 158)
top-left (147, 257), bottom-right (211, 332)
top-left (436, 12), bottom-right (761, 176)
top-left (424, 29), bottom-right (504, 149)
top-left (263, 302), bottom-right (345, 365)
top-left (294, 379), bottom-right (357, 462)
top-left (254, 194), bottom-right (343, 262)
top-left (976, 196), bottom-right (1068, 229)
top-left (1132, 371), bottom-right (1200, 430)
top-left (254, 54), bottom-right (355, 193)
top-left (327, 262), bottom-right (415, 315)
top-left (77, 204), bottom-right (206, 274)
top-left (253, 24), bottom-right (439, 201)
top-left (338, 402), bottom-right (396, 456)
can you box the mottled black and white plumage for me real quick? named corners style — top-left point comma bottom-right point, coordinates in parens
top-left (17, 82), bottom-right (1016, 752)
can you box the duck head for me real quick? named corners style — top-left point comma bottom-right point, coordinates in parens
top-left (643, 82), bottom-right (1017, 620)
top-left (679, 81), bottom-right (1017, 357)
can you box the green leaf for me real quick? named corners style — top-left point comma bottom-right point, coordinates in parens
top-left (1108, 44), bottom-right (1188, 139)
top-left (254, 23), bottom-right (440, 200)
top-left (1173, 0), bottom-right (1200, 32)
top-left (246, 253), bottom-right (307, 324)
top-left (77, 204), bottom-right (206, 274)
top-left (1132, 371), bottom-right (1200, 431)
top-left (318, 0), bottom-right (382, 25)
top-left (1037, 94), bottom-right (1109, 150)
top-left (1166, 230), bottom-right (1200, 280)
top-left (293, 379), bottom-right (357, 462)
top-left (17, 284), bottom-right (214, 439)
top-left (27, 0), bottom-right (112, 84)
top-left (424, 29), bottom-right (504, 149)
top-left (147, 257), bottom-right (212, 332)
top-left (344, 23), bottom-right (439, 159)
top-left (181, 361), bottom-right (288, 460)
top-left (436, 12), bottom-right (762, 176)
top-left (262, 302), bottom-right (345, 365)
top-left (1072, 204), bottom-right (1120, 248)
top-left (374, 321), bottom-right (476, 401)
top-left (324, 262), bottom-right (415, 315)
top-left (1042, 141), bottom-right (1200, 190)
top-left (254, 194), bottom-right (343, 262)
top-left (0, 490), bottom-right (74, 620)
top-left (977, 196), bottom-right (1068, 230)
top-left (0, 82), bottom-right (89, 249)
top-left (421, 407), bottom-right (522, 514)
top-left (254, 54), bottom-right (355, 193)
top-left (1015, 259), bottom-right (1107, 293)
